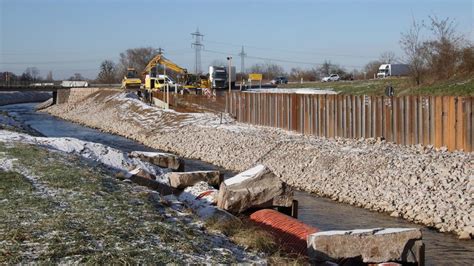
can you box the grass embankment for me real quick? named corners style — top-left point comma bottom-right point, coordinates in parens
top-left (279, 77), bottom-right (474, 96)
top-left (0, 140), bottom-right (304, 263)
top-left (0, 142), bottom-right (255, 263)
top-left (205, 218), bottom-right (306, 264)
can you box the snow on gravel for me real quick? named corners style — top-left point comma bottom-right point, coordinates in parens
top-left (105, 92), bottom-right (246, 133)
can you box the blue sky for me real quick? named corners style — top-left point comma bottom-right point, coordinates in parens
top-left (1, 0), bottom-right (473, 79)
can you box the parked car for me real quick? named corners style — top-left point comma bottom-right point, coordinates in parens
top-left (321, 74), bottom-right (340, 82)
top-left (271, 76), bottom-right (288, 84)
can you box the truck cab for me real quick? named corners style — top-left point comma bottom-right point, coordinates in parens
top-left (145, 74), bottom-right (176, 90)
top-left (377, 64), bottom-right (390, 78)
top-left (377, 64), bottom-right (410, 78)
top-left (209, 65), bottom-right (236, 89)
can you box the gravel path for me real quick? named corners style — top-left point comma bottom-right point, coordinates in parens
top-left (45, 91), bottom-right (473, 239)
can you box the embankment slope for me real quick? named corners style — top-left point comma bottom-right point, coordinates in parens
top-left (45, 90), bottom-right (473, 239)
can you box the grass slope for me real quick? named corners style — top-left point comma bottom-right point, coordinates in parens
top-left (280, 77), bottom-right (474, 96)
top-left (0, 142), bottom-right (258, 264)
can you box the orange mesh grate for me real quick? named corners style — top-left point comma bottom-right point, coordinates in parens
top-left (250, 209), bottom-right (319, 255)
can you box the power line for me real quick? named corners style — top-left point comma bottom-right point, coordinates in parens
top-left (191, 28), bottom-right (204, 74)
top-left (203, 48), bottom-right (365, 69)
top-left (239, 46), bottom-right (247, 74)
top-left (205, 39), bottom-right (379, 60)
top-left (0, 59), bottom-right (104, 65)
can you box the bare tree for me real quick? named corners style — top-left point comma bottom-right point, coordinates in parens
top-left (423, 15), bottom-right (464, 80)
top-left (117, 47), bottom-right (158, 79)
top-left (289, 67), bottom-right (320, 81)
top-left (379, 51), bottom-right (397, 64)
top-left (46, 71), bottom-right (53, 82)
top-left (24, 67), bottom-right (41, 81)
top-left (400, 18), bottom-right (427, 85)
top-left (318, 60), bottom-right (348, 79)
top-left (364, 60), bottom-right (383, 79)
top-left (69, 73), bottom-right (85, 81)
top-left (319, 60), bottom-right (332, 76)
top-left (459, 45), bottom-right (474, 73)
top-left (247, 62), bottom-right (285, 80)
top-left (97, 60), bottom-right (117, 84)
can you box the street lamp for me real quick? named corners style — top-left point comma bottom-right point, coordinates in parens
top-left (227, 56), bottom-right (233, 112)
top-left (227, 56), bottom-right (232, 93)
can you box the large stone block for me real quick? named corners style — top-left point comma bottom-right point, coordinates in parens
top-left (127, 167), bottom-right (177, 196)
top-left (217, 164), bottom-right (292, 213)
top-left (178, 181), bottom-right (237, 222)
top-left (168, 171), bottom-right (222, 189)
top-left (129, 151), bottom-right (184, 171)
top-left (307, 228), bottom-right (424, 264)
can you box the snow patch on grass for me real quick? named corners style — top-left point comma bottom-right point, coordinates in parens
top-left (0, 130), bottom-right (165, 180)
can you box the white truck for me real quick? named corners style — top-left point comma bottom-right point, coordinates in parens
top-left (377, 64), bottom-right (410, 78)
top-left (209, 66), bottom-right (236, 89)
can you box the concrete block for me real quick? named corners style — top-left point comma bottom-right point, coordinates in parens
top-left (168, 171), bottom-right (222, 189)
top-left (130, 151), bottom-right (184, 171)
top-left (307, 228), bottom-right (424, 264)
top-left (217, 164), bottom-right (293, 213)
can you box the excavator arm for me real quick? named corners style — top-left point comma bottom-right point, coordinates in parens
top-left (142, 54), bottom-right (188, 75)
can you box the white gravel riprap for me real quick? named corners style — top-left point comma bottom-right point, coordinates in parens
top-left (45, 91), bottom-right (474, 239)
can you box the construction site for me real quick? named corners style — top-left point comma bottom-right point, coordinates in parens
top-left (1, 0), bottom-right (474, 265)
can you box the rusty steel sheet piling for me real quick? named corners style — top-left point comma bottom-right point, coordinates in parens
top-left (227, 92), bottom-right (473, 152)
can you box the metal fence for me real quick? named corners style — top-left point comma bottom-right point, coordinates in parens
top-left (227, 92), bottom-right (473, 152)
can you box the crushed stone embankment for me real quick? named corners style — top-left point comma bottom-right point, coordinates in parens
top-left (44, 91), bottom-right (473, 239)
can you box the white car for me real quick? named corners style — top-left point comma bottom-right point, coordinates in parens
top-left (321, 74), bottom-right (340, 82)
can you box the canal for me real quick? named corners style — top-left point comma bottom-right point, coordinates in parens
top-left (1, 103), bottom-right (472, 265)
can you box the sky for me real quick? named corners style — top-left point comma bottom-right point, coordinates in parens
top-left (1, 0), bottom-right (473, 80)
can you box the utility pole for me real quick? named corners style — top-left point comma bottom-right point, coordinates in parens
top-left (191, 28), bottom-right (204, 74)
top-left (238, 46), bottom-right (246, 75)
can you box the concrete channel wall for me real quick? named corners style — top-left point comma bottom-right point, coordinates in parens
top-left (44, 90), bottom-right (473, 239)
top-left (0, 91), bottom-right (52, 106)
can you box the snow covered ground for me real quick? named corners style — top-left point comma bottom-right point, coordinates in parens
top-left (0, 135), bottom-right (264, 263)
top-left (246, 88), bottom-right (338, 94)
top-left (0, 129), bottom-right (237, 228)
top-left (0, 130), bottom-right (168, 182)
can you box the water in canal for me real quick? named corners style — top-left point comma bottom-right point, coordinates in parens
top-left (1, 103), bottom-right (472, 265)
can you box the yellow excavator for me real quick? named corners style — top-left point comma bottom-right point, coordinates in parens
top-left (121, 68), bottom-right (142, 90)
top-left (142, 54), bottom-right (209, 91)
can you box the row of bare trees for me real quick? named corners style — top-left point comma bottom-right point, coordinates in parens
top-left (95, 15), bottom-right (472, 85)
top-left (96, 47), bottom-right (158, 84)
top-left (1, 68), bottom-right (56, 84)
top-left (400, 15), bottom-right (473, 85)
